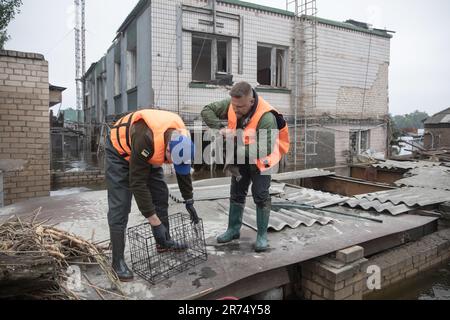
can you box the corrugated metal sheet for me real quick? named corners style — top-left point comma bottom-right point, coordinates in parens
top-left (272, 168), bottom-right (333, 181)
top-left (372, 160), bottom-right (440, 170)
top-left (217, 202), bottom-right (334, 232)
top-left (282, 187), bottom-right (349, 208)
top-left (345, 187), bottom-right (450, 215)
top-left (395, 167), bottom-right (450, 191)
top-left (169, 182), bottom-right (286, 203)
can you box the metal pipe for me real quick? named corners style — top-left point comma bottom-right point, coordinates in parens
top-left (293, 0), bottom-right (300, 170)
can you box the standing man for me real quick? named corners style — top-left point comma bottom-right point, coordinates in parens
top-left (106, 109), bottom-right (198, 282)
top-left (201, 82), bottom-right (290, 252)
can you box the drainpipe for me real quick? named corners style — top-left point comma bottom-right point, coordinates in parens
top-left (210, 0), bottom-right (217, 34)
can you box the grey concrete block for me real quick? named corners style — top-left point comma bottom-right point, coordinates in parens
top-left (336, 246), bottom-right (364, 264)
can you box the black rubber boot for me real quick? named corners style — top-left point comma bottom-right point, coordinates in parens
top-left (110, 230), bottom-right (134, 282)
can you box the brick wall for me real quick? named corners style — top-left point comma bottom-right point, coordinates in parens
top-left (0, 50), bottom-right (50, 205)
top-left (0, 170), bottom-right (3, 207)
top-left (301, 246), bottom-right (367, 300)
top-left (51, 170), bottom-right (105, 189)
top-left (424, 127), bottom-right (450, 149)
top-left (298, 230), bottom-right (450, 300)
top-left (364, 229), bottom-right (450, 296)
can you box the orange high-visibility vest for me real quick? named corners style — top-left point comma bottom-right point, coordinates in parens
top-left (227, 97), bottom-right (290, 172)
top-left (110, 109), bottom-right (188, 165)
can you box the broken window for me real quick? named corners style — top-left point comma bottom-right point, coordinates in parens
top-left (217, 40), bottom-right (228, 73)
top-left (127, 48), bottom-right (137, 90)
top-left (257, 46), bottom-right (272, 86)
top-left (349, 130), bottom-right (370, 154)
top-left (257, 44), bottom-right (287, 88)
top-left (360, 130), bottom-right (369, 151)
top-left (192, 37), bottom-right (212, 82)
top-left (103, 74), bottom-right (107, 101)
top-left (192, 35), bottom-right (231, 83)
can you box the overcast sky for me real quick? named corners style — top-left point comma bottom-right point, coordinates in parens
top-left (6, 0), bottom-right (450, 116)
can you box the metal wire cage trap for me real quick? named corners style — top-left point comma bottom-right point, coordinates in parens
top-left (127, 212), bottom-right (207, 284)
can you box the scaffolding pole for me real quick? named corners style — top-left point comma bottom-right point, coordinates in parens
top-left (287, 0), bottom-right (317, 169)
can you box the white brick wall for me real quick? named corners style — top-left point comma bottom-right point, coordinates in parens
top-left (150, 0), bottom-right (390, 120)
top-left (317, 123), bottom-right (387, 165)
top-left (86, 0), bottom-right (393, 167)
top-left (152, 0), bottom-right (295, 116)
top-left (316, 24), bottom-right (390, 117)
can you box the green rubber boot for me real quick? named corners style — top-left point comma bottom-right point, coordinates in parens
top-left (255, 206), bottom-right (271, 253)
top-left (217, 203), bottom-right (244, 243)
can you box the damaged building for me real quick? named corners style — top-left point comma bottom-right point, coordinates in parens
top-left (83, 0), bottom-right (394, 169)
top-left (424, 107), bottom-right (450, 150)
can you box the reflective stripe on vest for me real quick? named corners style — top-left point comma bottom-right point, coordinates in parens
top-left (110, 109), bottom-right (188, 165)
top-left (227, 97), bottom-right (290, 172)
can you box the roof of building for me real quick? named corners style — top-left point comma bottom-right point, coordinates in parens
top-left (221, 1), bottom-right (393, 38)
top-left (117, 0), bottom-right (150, 34)
top-left (49, 84), bottom-right (66, 92)
top-left (424, 107), bottom-right (450, 125)
top-left (395, 166), bottom-right (450, 191)
top-left (115, 0), bottom-right (393, 39)
top-left (372, 159), bottom-right (440, 170)
top-left (345, 187), bottom-right (450, 215)
top-left (0, 175), bottom-right (438, 300)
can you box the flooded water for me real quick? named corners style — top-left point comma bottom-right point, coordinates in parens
top-left (51, 151), bottom-right (105, 172)
top-left (365, 260), bottom-right (450, 300)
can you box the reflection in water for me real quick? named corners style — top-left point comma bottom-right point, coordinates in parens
top-left (51, 151), bottom-right (105, 172)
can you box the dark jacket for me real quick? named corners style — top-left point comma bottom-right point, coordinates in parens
top-left (128, 120), bottom-right (193, 218)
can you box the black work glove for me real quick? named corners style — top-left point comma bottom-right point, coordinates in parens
top-left (151, 223), bottom-right (188, 251)
top-left (151, 224), bottom-right (170, 246)
top-left (185, 199), bottom-right (199, 224)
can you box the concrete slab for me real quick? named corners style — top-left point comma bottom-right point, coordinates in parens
top-left (0, 190), bottom-right (437, 300)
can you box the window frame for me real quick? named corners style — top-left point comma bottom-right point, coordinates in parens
top-left (349, 130), bottom-right (370, 154)
top-left (191, 33), bottom-right (232, 83)
top-left (257, 43), bottom-right (288, 88)
top-left (126, 48), bottom-right (137, 90)
top-left (114, 62), bottom-right (121, 96)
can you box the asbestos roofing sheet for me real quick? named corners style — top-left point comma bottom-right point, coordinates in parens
top-left (372, 160), bottom-right (440, 170)
top-left (345, 198), bottom-right (413, 215)
top-left (395, 167), bottom-right (450, 191)
top-left (282, 186), bottom-right (350, 208)
top-left (345, 187), bottom-right (450, 215)
top-left (169, 182), bottom-right (286, 203)
top-left (217, 201), bottom-right (334, 232)
top-left (353, 187), bottom-right (450, 207)
top-left (271, 168), bottom-right (333, 181)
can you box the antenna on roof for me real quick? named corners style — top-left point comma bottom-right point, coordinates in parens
top-left (74, 0), bottom-right (86, 117)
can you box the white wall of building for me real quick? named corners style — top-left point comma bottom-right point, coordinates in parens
top-left (84, 0), bottom-right (393, 166)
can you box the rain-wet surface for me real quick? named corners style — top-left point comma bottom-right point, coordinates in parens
top-left (46, 154), bottom-right (450, 300)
